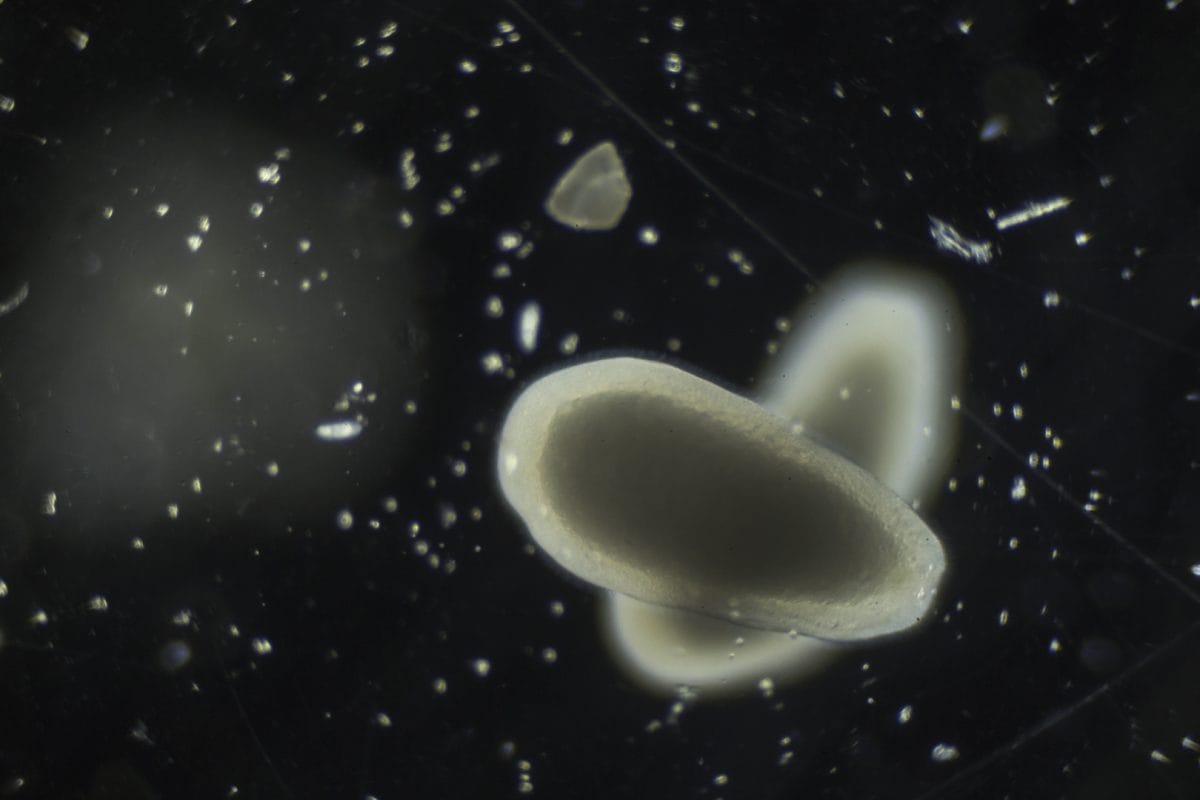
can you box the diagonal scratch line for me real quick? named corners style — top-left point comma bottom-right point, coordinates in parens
top-left (960, 404), bottom-right (1200, 608)
top-left (964, 259), bottom-right (1200, 360)
top-left (505, 0), bottom-right (816, 284)
top-left (915, 619), bottom-right (1200, 800)
top-left (207, 631), bottom-right (295, 799)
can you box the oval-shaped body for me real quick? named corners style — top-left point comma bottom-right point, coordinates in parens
top-left (496, 357), bottom-right (945, 640)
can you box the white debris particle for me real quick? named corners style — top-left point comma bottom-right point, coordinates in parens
top-left (249, 202), bottom-right (264, 218)
top-left (1049, 638), bottom-right (1062, 653)
top-left (993, 196), bottom-right (1072, 231)
top-left (1182, 736), bottom-right (1200, 753)
top-left (190, 477), bottom-right (202, 494)
top-left (727, 248), bottom-right (755, 275)
top-left (638, 225), bottom-right (660, 245)
top-left (663, 51), bottom-right (683, 73)
top-left (375, 712), bottom-right (393, 727)
top-left (1074, 230), bottom-right (1093, 246)
top-left (1043, 290), bottom-right (1061, 308)
top-left (315, 420), bottom-right (363, 441)
top-left (451, 459), bottom-right (468, 477)
top-left (712, 774), bottom-right (729, 787)
top-left (928, 216), bottom-right (993, 264)
top-left (0, 95), bottom-right (14, 113)
top-left (549, 600), bottom-right (565, 617)
top-left (931, 743), bottom-right (960, 763)
top-left (1190, 563), bottom-right (1200, 577)
top-left (457, 58), bottom-right (478, 74)
top-left (517, 302), bottom-right (541, 353)
top-left (998, 609), bottom-right (1010, 626)
top-left (898, 705), bottom-right (913, 724)
top-left (87, 595), bottom-right (109, 612)
top-left (167, 503), bottom-right (179, 519)
top-left (399, 148), bottom-right (420, 190)
top-left (29, 609), bottom-right (49, 626)
top-left (1150, 750), bottom-right (1172, 764)
top-left (256, 163), bottom-right (281, 185)
top-left (484, 295), bottom-right (504, 318)
top-left (497, 230), bottom-right (523, 251)
top-left (1010, 476), bottom-right (1027, 501)
top-left (251, 637), bottom-right (273, 655)
top-left (336, 509), bottom-right (354, 531)
top-left (171, 609), bottom-right (193, 626)
top-left (559, 332), bottom-right (579, 355)
top-left (0, 580), bottom-right (7, 597)
top-left (1011, 403), bottom-right (1024, 420)
top-left (471, 658), bottom-right (491, 677)
top-left (541, 647), bottom-right (558, 664)
top-left (757, 677), bottom-right (775, 698)
top-left (432, 677), bottom-right (448, 694)
top-left (41, 491), bottom-right (56, 515)
top-left (186, 234), bottom-right (203, 252)
top-left (265, 461), bottom-right (280, 477)
top-left (481, 351), bottom-right (505, 374)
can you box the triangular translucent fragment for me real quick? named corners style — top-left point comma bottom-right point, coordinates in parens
top-left (544, 141), bottom-right (632, 231)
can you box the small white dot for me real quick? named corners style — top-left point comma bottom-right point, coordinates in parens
top-left (931, 743), bottom-right (960, 763)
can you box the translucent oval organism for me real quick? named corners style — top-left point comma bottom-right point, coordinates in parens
top-left (497, 356), bottom-right (946, 641)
